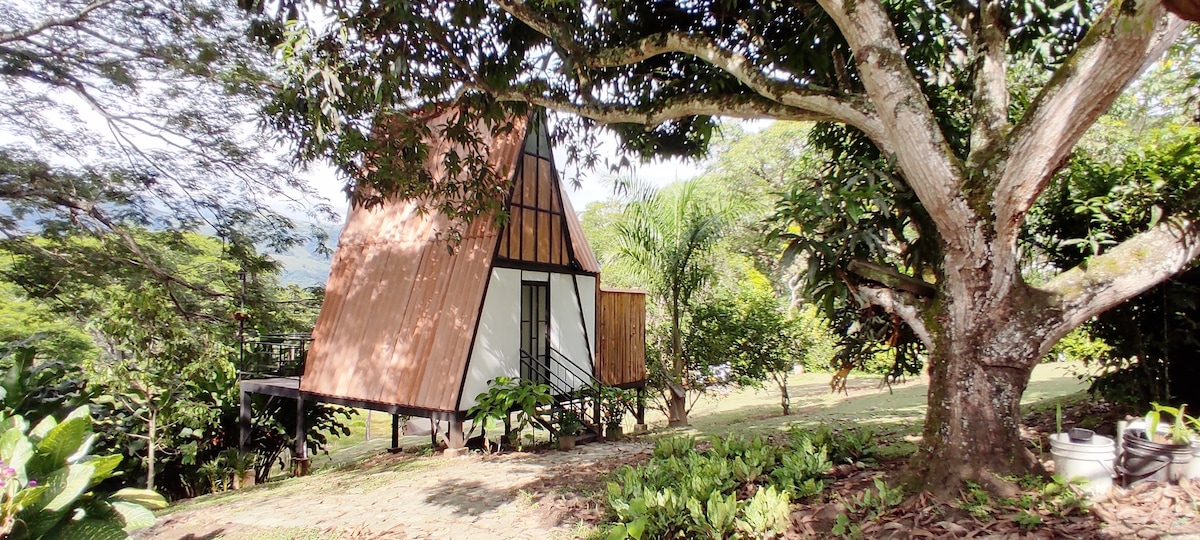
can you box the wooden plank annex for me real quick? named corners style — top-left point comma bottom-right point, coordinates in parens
top-left (596, 288), bottom-right (648, 387)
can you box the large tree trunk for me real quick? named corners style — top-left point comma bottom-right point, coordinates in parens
top-left (911, 242), bottom-right (1051, 496)
top-left (919, 336), bottom-right (1037, 496)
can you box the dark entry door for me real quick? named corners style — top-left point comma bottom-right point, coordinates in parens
top-left (520, 281), bottom-right (550, 384)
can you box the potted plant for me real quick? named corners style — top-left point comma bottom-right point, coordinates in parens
top-left (467, 376), bottom-right (554, 452)
top-left (1119, 403), bottom-right (1195, 485)
top-left (1046, 403), bottom-right (1116, 497)
top-left (601, 387), bottom-right (634, 442)
top-left (605, 416), bottom-right (624, 441)
top-left (558, 410), bottom-right (582, 451)
top-left (225, 449), bottom-right (258, 489)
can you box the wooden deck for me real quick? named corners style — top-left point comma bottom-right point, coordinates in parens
top-left (240, 376), bottom-right (301, 398)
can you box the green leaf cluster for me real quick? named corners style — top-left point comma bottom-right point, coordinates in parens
top-left (0, 345), bottom-right (88, 428)
top-left (600, 387), bottom-right (635, 430)
top-left (685, 284), bottom-right (811, 414)
top-left (957, 476), bottom-right (1089, 526)
top-left (0, 230), bottom-right (347, 499)
top-left (1143, 402), bottom-right (1198, 446)
top-left (467, 377), bottom-right (554, 449)
top-left (606, 430), bottom-right (839, 539)
top-left (0, 406), bottom-right (167, 539)
top-left (771, 144), bottom-right (932, 386)
top-left (1027, 127), bottom-right (1200, 407)
top-left (807, 424), bottom-right (879, 465)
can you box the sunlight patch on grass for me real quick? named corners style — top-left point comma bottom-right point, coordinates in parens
top-left (637, 363), bottom-right (1085, 451)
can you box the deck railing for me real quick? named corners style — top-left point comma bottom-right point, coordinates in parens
top-left (240, 332), bottom-right (313, 378)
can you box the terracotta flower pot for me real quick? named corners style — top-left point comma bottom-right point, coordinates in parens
top-left (559, 434), bottom-right (576, 451)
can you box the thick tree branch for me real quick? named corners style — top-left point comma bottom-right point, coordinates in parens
top-left (813, 0), bottom-right (978, 249)
top-left (992, 4), bottom-right (1186, 244)
top-left (579, 32), bottom-right (887, 144)
top-left (859, 285), bottom-right (934, 352)
top-left (492, 1), bottom-right (888, 146)
top-left (848, 259), bottom-right (936, 297)
top-left (966, 1), bottom-right (1009, 167)
top-left (0, 0), bottom-right (116, 45)
top-left (491, 90), bottom-right (838, 125)
top-left (490, 0), bottom-right (574, 49)
top-left (0, 176), bottom-right (227, 304)
top-left (1037, 217), bottom-right (1200, 356)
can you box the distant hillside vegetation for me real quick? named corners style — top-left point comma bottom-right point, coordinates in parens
top-left (274, 221), bottom-right (341, 287)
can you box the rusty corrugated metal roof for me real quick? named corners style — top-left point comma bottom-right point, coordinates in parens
top-left (562, 188), bottom-right (601, 274)
top-left (301, 113), bottom-right (526, 412)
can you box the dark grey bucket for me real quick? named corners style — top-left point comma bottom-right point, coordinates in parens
top-left (1119, 429), bottom-right (1193, 485)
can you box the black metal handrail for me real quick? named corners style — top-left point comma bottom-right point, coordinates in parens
top-left (519, 349), bottom-right (601, 437)
top-left (518, 350), bottom-right (578, 400)
top-left (241, 333), bottom-right (313, 378)
top-left (547, 346), bottom-right (603, 392)
top-left (545, 346), bottom-right (605, 432)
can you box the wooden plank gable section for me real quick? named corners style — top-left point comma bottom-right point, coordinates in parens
top-left (494, 119), bottom-right (600, 274)
top-left (300, 111), bottom-right (525, 412)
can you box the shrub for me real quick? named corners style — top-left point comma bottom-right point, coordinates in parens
top-left (606, 431), bottom-right (832, 539)
top-left (467, 376), bottom-right (554, 450)
top-left (0, 406), bottom-right (167, 539)
top-left (804, 424), bottom-right (877, 464)
top-left (0, 345), bottom-right (88, 427)
top-left (601, 387), bottom-right (635, 430)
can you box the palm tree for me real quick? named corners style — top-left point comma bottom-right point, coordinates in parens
top-left (614, 179), bottom-right (727, 426)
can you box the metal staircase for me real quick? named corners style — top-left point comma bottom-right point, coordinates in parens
top-left (519, 347), bottom-right (604, 443)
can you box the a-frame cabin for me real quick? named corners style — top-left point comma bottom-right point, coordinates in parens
top-left (241, 109), bottom-right (646, 459)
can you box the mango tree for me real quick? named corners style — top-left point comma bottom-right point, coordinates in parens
top-left (256, 0), bottom-right (1194, 494)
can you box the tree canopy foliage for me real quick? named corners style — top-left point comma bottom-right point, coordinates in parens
top-left (0, 0), bottom-right (333, 295)
top-left (0, 0), bottom-right (356, 502)
top-left (0, 228), bottom-right (345, 498)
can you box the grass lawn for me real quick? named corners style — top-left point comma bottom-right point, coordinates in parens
top-left (639, 361), bottom-right (1086, 437)
top-left (312, 410), bottom-right (434, 469)
top-left (313, 361), bottom-right (1088, 469)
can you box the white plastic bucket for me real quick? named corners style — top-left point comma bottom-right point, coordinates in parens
top-left (1050, 433), bottom-right (1115, 497)
top-left (1186, 441), bottom-right (1200, 480)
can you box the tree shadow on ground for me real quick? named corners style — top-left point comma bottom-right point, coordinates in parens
top-left (509, 442), bottom-right (655, 529)
top-left (421, 478), bottom-right (518, 517)
top-left (174, 532), bottom-right (225, 540)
